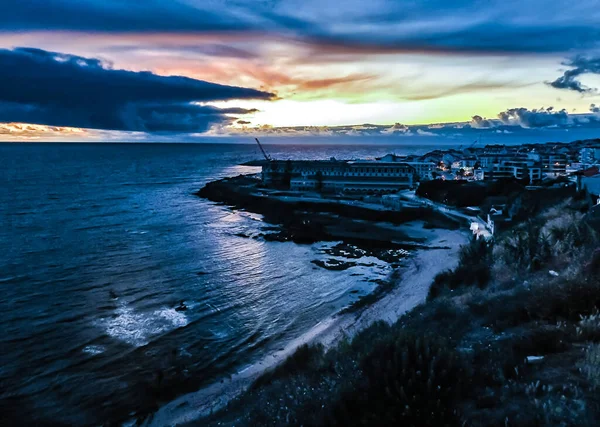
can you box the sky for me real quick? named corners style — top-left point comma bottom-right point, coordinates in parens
top-left (1, 0), bottom-right (600, 141)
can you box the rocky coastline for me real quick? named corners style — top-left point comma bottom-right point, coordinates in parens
top-left (196, 174), bottom-right (460, 250)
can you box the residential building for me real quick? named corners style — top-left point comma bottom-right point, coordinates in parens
top-left (483, 158), bottom-right (542, 181)
top-left (477, 154), bottom-right (498, 168)
top-left (540, 153), bottom-right (568, 176)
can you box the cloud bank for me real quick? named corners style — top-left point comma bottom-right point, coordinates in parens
top-left (4, 105), bottom-right (600, 142)
top-left (497, 107), bottom-right (570, 128)
top-left (226, 106), bottom-right (600, 138)
top-left (0, 47), bottom-right (273, 132)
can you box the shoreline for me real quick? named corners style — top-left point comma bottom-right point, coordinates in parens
top-left (146, 222), bottom-right (469, 426)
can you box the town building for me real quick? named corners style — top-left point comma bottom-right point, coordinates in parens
top-left (402, 162), bottom-right (436, 180)
top-left (540, 153), bottom-right (568, 176)
top-left (458, 157), bottom-right (479, 170)
top-left (483, 144), bottom-right (508, 154)
top-left (378, 154), bottom-right (436, 180)
top-left (482, 158), bottom-right (542, 181)
top-left (580, 147), bottom-right (600, 165)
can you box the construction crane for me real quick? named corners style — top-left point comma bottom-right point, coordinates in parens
top-left (255, 138), bottom-right (272, 162)
top-left (468, 133), bottom-right (482, 150)
top-left (460, 134), bottom-right (482, 152)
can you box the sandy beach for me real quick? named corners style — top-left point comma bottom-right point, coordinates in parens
top-left (145, 221), bottom-right (470, 427)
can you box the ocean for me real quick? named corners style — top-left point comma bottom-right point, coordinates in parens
top-left (1, 141), bottom-right (455, 424)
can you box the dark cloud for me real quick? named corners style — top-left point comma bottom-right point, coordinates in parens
top-left (303, 23), bottom-right (600, 56)
top-left (592, 104), bottom-right (600, 113)
top-left (497, 107), bottom-right (570, 128)
top-left (548, 56), bottom-right (600, 93)
top-left (0, 47), bottom-right (273, 132)
top-left (427, 108), bottom-right (576, 133)
top-left (2, 1), bottom-right (600, 55)
top-left (0, 0), bottom-right (247, 33)
top-left (0, 0), bottom-right (312, 35)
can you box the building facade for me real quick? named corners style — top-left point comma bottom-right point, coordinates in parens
top-left (262, 160), bottom-right (415, 194)
top-left (482, 158), bottom-right (542, 181)
top-left (378, 154), bottom-right (436, 180)
top-left (540, 153), bottom-right (568, 176)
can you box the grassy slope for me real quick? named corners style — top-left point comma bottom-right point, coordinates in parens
top-left (199, 197), bottom-right (600, 427)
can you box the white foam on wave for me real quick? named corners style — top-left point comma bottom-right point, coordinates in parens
top-left (100, 305), bottom-right (189, 347)
top-left (127, 230), bottom-right (148, 235)
top-left (82, 345), bottom-right (106, 355)
top-left (209, 328), bottom-right (229, 339)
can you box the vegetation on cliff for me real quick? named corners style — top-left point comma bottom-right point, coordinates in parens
top-left (200, 196), bottom-right (600, 426)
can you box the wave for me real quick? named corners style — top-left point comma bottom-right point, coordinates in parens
top-left (99, 304), bottom-right (189, 347)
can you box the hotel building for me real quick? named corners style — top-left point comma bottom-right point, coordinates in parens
top-left (262, 160), bottom-right (416, 194)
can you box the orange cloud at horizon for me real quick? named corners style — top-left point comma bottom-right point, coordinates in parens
top-left (0, 123), bottom-right (88, 140)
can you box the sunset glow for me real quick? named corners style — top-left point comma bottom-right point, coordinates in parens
top-left (1, 1), bottom-right (600, 140)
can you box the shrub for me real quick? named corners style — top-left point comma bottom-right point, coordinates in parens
top-left (497, 211), bottom-right (598, 273)
top-left (328, 333), bottom-right (470, 426)
top-left (428, 238), bottom-right (493, 300)
top-left (497, 221), bottom-right (551, 271)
